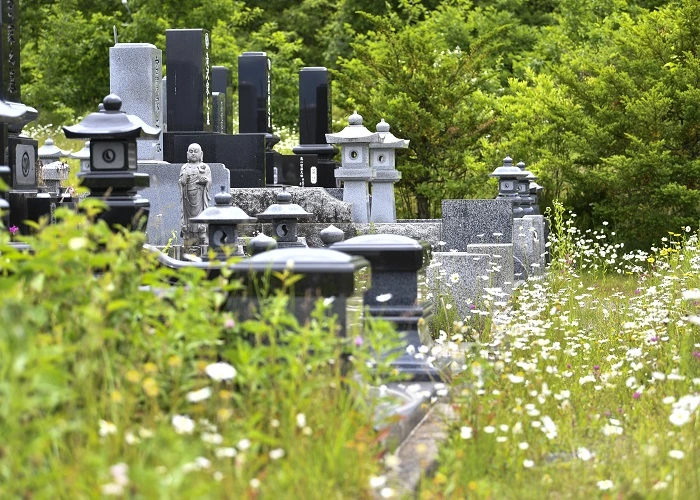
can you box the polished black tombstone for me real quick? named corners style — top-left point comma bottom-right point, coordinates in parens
top-left (238, 52), bottom-right (281, 185)
top-left (229, 247), bottom-right (368, 339)
top-left (165, 29), bottom-right (212, 132)
top-left (332, 234), bottom-right (449, 381)
top-left (0, 2), bottom-right (39, 234)
top-left (163, 132), bottom-right (266, 187)
top-left (212, 66), bottom-right (233, 134)
top-left (274, 154), bottom-right (320, 187)
top-left (292, 67), bottom-right (338, 188)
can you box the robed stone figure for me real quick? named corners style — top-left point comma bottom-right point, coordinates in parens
top-left (179, 143), bottom-right (212, 246)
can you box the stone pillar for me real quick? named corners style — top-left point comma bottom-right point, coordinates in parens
top-left (369, 119), bottom-right (407, 223)
top-left (325, 112), bottom-right (380, 223)
top-left (110, 43), bottom-right (164, 161)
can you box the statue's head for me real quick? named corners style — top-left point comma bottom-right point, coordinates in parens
top-left (187, 143), bottom-right (203, 163)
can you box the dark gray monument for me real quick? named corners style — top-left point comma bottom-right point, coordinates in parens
top-left (292, 67), bottom-right (338, 188)
top-left (212, 66), bottom-right (233, 134)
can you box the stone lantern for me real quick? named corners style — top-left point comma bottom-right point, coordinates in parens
top-left (190, 186), bottom-right (256, 260)
top-left (63, 94), bottom-right (160, 231)
top-left (38, 138), bottom-right (71, 195)
top-left (256, 187), bottom-right (314, 248)
top-left (248, 232), bottom-right (278, 255)
top-left (369, 119), bottom-right (408, 223)
top-left (331, 234), bottom-right (449, 381)
top-left (70, 140), bottom-right (91, 173)
top-left (325, 111), bottom-right (381, 223)
top-left (489, 156), bottom-right (526, 218)
top-left (530, 180), bottom-right (543, 215)
top-left (516, 161), bottom-right (536, 217)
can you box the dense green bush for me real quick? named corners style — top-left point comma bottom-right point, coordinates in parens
top-left (0, 204), bottom-right (404, 497)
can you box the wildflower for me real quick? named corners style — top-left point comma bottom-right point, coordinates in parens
top-left (484, 426), bottom-right (496, 434)
top-left (250, 478), bottom-right (261, 489)
top-left (576, 447), bottom-right (593, 461)
top-left (523, 459), bottom-right (534, 468)
top-left (354, 335), bottom-right (364, 347)
top-left (237, 438), bottom-right (251, 451)
top-left (223, 317), bottom-right (235, 329)
top-left (380, 487), bottom-right (396, 498)
top-left (370, 476), bottom-right (387, 488)
top-left (597, 480), bottom-right (614, 490)
top-left (202, 432), bottom-right (223, 445)
top-left (460, 426), bottom-right (473, 439)
top-left (215, 447), bottom-right (237, 458)
top-left (269, 448), bottom-right (285, 460)
top-left (99, 419), bottom-right (117, 437)
top-left (518, 442), bottom-right (529, 450)
top-left (296, 413), bottom-right (307, 428)
top-left (8, 225), bottom-right (18, 235)
top-left (682, 289), bottom-right (700, 300)
top-left (669, 449), bottom-right (685, 460)
top-left (450, 273), bottom-right (460, 284)
top-left (171, 415), bottom-right (195, 434)
top-left (205, 362), bottom-right (237, 381)
top-left (186, 387), bottom-right (212, 403)
top-left (508, 374), bottom-right (525, 384)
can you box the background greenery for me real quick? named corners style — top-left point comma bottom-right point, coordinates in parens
top-left (19, 0), bottom-right (700, 249)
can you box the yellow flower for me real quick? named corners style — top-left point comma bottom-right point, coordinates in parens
top-left (142, 377), bottom-right (159, 397)
top-left (110, 390), bottom-right (123, 403)
top-left (217, 408), bottom-right (233, 422)
top-left (168, 356), bottom-right (182, 368)
top-left (126, 370), bottom-right (140, 383)
top-left (219, 390), bottom-right (232, 400)
top-left (144, 362), bottom-right (158, 374)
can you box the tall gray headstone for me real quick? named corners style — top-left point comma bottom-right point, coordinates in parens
top-left (109, 43), bottom-right (164, 161)
top-left (441, 199), bottom-right (513, 251)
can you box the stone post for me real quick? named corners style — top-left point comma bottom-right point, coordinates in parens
top-left (369, 119), bottom-right (407, 223)
top-left (325, 111), bottom-right (380, 223)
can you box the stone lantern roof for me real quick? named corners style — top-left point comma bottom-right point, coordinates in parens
top-left (63, 94), bottom-right (161, 140)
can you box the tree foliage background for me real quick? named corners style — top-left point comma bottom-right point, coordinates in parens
top-left (18, 0), bottom-right (700, 249)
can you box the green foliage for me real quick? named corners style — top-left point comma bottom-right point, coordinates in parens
top-left (0, 207), bottom-right (404, 496)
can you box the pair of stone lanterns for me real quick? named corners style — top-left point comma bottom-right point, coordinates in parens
top-left (326, 112), bottom-right (408, 223)
top-left (489, 156), bottom-right (543, 217)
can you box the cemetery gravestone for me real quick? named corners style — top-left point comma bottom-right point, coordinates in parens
top-left (110, 43), bottom-right (164, 161)
top-left (441, 199), bottom-right (513, 251)
top-left (212, 66), bottom-right (233, 134)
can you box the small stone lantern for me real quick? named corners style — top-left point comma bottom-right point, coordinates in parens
top-left (256, 187), bottom-right (313, 248)
top-left (516, 161), bottom-right (536, 217)
top-left (38, 138), bottom-right (71, 195)
top-left (369, 119), bottom-right (408, 223)
top-left (319, 224), bottom-right (345, 247)
top-left (325, 111), bottom-right (381, 223)
top-left (190, 186), bottom-right (256, 260)
top-left (489, 156), bottom-right (526, 218)
top-left (248, 232), bottom-right (278, 255)
top-left (63, 94), bottom-right (160, 231)
top-left (70, 140), bottom-right (91, 173)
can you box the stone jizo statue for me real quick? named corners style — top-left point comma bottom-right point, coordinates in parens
top-left (179, 143), bottom-right (212, 245)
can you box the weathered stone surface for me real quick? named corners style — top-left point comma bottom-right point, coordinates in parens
top-left (140, 161), bottom-right (230, 245)
top-left (231, 187), bottom-right (352, 223)
top-left (524, 214), bottom-right (547, 276)
top-left (441, 199), bottom-right (513, 251)
top-left (355, 220), bottom-right (442, 249)
top-left (466, 243), bottom-right (515, 295)
top-left (426, 252), bottom-right (492, 320)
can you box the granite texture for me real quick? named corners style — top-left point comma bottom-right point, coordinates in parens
top-left (524, 215), bottom-right (547, 276)
top-left (441, 199), bottom-right (513, 251)
top-left (427, 252), bottom-right (491, 320)
top-left (231, 187), bottom-right (352, 223)
top-left (109, 43), bottom-right (163, 161)
top-left (139, 161), bottom-right (230, 245)
top-left (513, 217), bottom-right (535, 279)
top-left (465, 243), bottom-right (515, 294)
top-left (354, 220), bottom-right (443, 249)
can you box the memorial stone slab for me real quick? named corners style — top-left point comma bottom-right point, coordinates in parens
top-left (427, 252), bottom-right (491, 320)
top-left (163, 132), bottom-right (266, 188)
top-left (441, 199), bottom-right (513, 251)
top-left (238, 52), bottom-right (271, 134)
top-left (465, 243), bottom-right (514, 295)
top-left (139, 161), bottom-right (230, 245)
top-left (212, 66), bottom-right (233, 134)
top-left (165, 29), bottom-right (212, 132)
top-left (110, 43), bottom-right (164, 161)
top-left (524, 214), bottom-right (547, 276)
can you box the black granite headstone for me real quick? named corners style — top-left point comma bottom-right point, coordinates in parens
top-left (163, 132), bottom-right (266, 188)
top-left (165, 29), bottom-right (212, 132)
top-left (238, 52), bottom-right (271, 134)
top-left (1, 0), bottom-right (21, 103)
top-left (292, 67), bottom-right (338, 188)
top-left (212, 66), bottom-right (233, 134)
